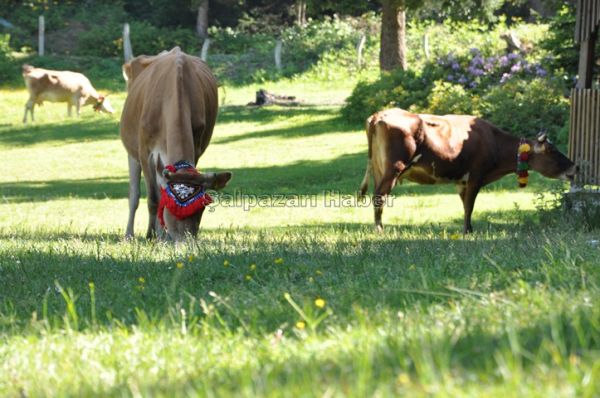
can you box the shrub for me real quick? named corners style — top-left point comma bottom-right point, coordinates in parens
top-left (421, 81), bottom-right (479, 115)
top-left (479, 78), bottom-right (570, 144)
top-left (78, 21), bottom-right (200, 58)
top-left (0, 34), bottom-right (15, 83)
top-left (342, 68), bottom-right (436, 123)
top-left (436, 48), bottom-right (548, 92)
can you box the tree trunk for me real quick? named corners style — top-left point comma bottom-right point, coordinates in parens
top-left (296, 0), bottom-right (307, 26)
top-left (379, 0), bottom-right (406, 71)
top-left (196, 0), bottom-right (209, 39)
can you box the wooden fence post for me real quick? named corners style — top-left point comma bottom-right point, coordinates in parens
top-left (123, 23), bottom-right (133, 62)
top-left (356, 34), bottom-right (366, 68)
top-left (274, 39), bottom-right (282, 71)
top-left (200, 38), bottom-right (211, 61)
top-left (38, 15), bottom-right (44, 56)
top-left (423, 32), bottom-right (430, 60)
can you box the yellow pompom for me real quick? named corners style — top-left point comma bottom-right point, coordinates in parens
top-left (518, 143), bottom-right (531, 153)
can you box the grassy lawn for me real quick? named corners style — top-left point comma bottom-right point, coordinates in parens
top-left (0, 80), bottom-right (598, 397)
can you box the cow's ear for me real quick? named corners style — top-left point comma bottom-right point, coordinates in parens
top-left (122, 63), bottom-right (132, 83)
top-left (123, 55), bottom-right (155, 83)
top-left (536, 130), bottom-right (547, 143)
top-left (207, 172), bottom-right (232, 190)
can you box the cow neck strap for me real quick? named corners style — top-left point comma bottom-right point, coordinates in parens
top-left (93, 96), bottom-right (105, 112)
top-left (516, 139), bottom-right (530, 188)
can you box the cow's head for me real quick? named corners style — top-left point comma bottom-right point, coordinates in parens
top-left (94, 95), bottom-right (115, 114)
top-left (529, 131), bottom-right (577, 181)
top-left (155, 156), bottom-right (232, 241)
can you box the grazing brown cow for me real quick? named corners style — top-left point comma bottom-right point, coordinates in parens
top-left (22, 64), bottom-right (114, 123)
top-left (120, 47), bottom-right (232, 241)
top-left (359, 108), bottom-right (577, 233)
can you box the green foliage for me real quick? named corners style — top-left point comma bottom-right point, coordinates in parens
top-left (480, 78), bottom-right (570, 143)
top-left (0, 34), bottom-right (14, 82)
top-left (422, 80), bottom-right (479, 115)
top-left (77, 21), bottom-right (200, 58)
top-left (342, 67), bottom-right (437, 122)
top-left (539, 1), bottom-right (578, 79)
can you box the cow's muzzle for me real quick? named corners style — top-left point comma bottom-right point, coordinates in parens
top-left (562, 165), bottom-right (578, 181)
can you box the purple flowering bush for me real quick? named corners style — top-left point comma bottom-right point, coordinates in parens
top-left (437, 48), bottom-right (548, 92)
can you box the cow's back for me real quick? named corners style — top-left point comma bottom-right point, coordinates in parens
top-left (120, 49), bottom-right (218, 162)
top-left (23, 67), bottom-right (95, 102)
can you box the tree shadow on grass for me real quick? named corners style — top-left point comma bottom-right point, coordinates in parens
top-left (0, 176), bottom-right (133, 203)
top-left (217, 105), bottom-right (341, 125)
top-left (0, 117), bottom-right (119, 147)
top-left (215, 105), bottom-right (356, 145)
top-left (0, 148), bottom-right (562, 204)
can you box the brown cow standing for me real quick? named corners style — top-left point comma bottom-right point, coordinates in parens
top-left (120, 47), bottom-right (232, 241)
top-left (359, 108), bottom-right (577, 233)
top-left (22, 64), bottom-right (114, 123)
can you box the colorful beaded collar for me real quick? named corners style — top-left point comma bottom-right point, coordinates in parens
top-left (157, 161), bottom-right (213, 228)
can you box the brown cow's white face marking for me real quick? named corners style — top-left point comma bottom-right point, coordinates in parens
top-left (100, 97), bottom-right (115, 113)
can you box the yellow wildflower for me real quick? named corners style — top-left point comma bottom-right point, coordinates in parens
top-left (315, 270), bottom-right (323, 276)
top-left (295, 321), bottom-right (306, 330)
top-left (245, 275), bottom-right (252, 281)
top-left (569, 354), bottom-right (580, 366)
top-left (138, 277), bottom-right (145, 284)
top-left (188, 255), bottom-right (194, 262)
top-left (223, 260), bottom-right (230, 267)
top-left (308, 277), bottom-right (314, 283)
top-left (274, 258), bottom-right (284, 265)
top-left (176, 262), bottom-right (184, 269)
top-left (314, 298), bottom-right (326, 308)
top-left (249, 263), bottom-right (256, 271)
top-left (397, 372), bottom-right (410, 385)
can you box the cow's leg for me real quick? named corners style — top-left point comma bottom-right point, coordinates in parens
top-left (141, 161), bottom-right (160, 240)
top-left (23, 99), bottom-right (34, 123)
top-left (67, 102), bottom-right (72, 117)
top-left (358, 159), bottom-right (371, 199)
top-left (373, 170), bottom-right (396, 233)
top-left (76, 97), bottom-right (82, 117)
top-left (458, 181), bottom-right (481, 234)
top-left (125, 154), bottom-right (142, 239)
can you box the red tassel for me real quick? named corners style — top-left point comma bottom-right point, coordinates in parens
top-left (158, 187), bottom-right (212, 227)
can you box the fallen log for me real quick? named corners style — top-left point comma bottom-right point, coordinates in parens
top-left (248, 89), bottom-right (302, 106)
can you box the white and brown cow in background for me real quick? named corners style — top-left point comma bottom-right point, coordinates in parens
top-left (120, 47), bottom-right (232, 241)
top-left (22, 64), bottom-right (114, 123)
top-left (359, 108), bottom-right (577, 233)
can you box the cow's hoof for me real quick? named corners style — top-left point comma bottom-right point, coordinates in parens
top-left (375, 224), bottom-right (384, 234)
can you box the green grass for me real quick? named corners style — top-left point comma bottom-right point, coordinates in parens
top-left (0, 79), bottom-right (599, 397)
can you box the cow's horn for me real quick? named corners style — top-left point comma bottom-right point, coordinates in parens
top-left (536, 130), bottom-right (547, 142)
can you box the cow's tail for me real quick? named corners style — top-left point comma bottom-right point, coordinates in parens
top-left (358, 114), bottom-right (375, 200)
